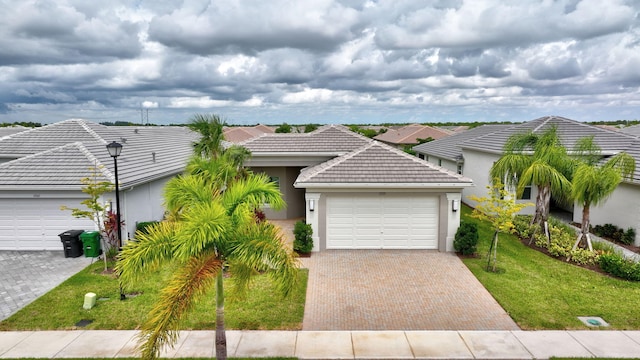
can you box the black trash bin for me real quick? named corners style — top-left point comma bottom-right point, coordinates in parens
top-left (59, 230), bottom-right (84, 258)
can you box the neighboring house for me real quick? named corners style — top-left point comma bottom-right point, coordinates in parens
top-left (373, 124), bottom-right (452, 149)
top-left (416, 116), bottom-right (640, 246)
top-left (412, 124), bottom-right (512, 175)
top-left (0, 125), bottom-right (29, 139)
top-left (223, 124), bottom-right (275, 143)
top-left (241, 125), bottom-right (473, 252)
top-left (621, 124), bottom-right (640, 137)
top-left (0, 119), bottom-right (197, 250)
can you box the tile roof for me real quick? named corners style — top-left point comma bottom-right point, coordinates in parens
top-left (0, 120), bottom-right (199, 189)
top-left (460, 116), bottom-right (636, 154)
top-left (0, 126), bottom-right (28, 138)
top-left (241, 124), bottom-right (371, 154)
top-left (374, 124), bottom-right (452, 145)
top-left (224, 125), bottom-right (273, 143)
top-left (412, 124), bottom-right (512, 161)
top-left (620, 124), bottom-right (640, 137)
top-left (295, 141), bottom-right (472, 187)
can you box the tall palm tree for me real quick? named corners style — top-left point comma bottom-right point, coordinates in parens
top-left (490, 126), bottom-right (573, 242)
top-left (115, 156), bottom-right (298, 360)
top-left (187, 113), bottom-right (226, 158)
top-left (571, 136), bottom-right (635, 250)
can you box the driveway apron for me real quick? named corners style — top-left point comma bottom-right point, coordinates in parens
top-left (301, 250), bottom-right (519, 331)
top-left (0, 251), bottom-right (93, 321)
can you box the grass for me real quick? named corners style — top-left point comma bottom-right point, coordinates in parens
top-left (460, 204), bottom-right (640, 330)
top-left (0, 261), bottom-right (307, 331)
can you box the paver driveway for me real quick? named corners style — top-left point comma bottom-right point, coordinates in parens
top-left (0, 251), bottom-right (92, 321)
top-left (300, 250), bottom-right (519, 331)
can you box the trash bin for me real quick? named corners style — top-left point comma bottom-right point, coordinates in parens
top-left (80, 231), bottom-right (102, 258)
top-left (59, 230), bottom-right (84, 258)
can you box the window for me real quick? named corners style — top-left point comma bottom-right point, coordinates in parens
top-left (269, 176), bottom-right (280, 189)
top-left (438, 159), bottom-right (442, 166)
top-left (519, 186), bottom-right (532, 200)
top-left (418, 153), bottom-right (425, 160)
top-left (457, 164), bottom-right (463, 175)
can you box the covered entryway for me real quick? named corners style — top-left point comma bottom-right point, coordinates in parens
top-left (0, 198), bottom-right (94, 250)
top-left (326, 194), bottom-right (438, 249)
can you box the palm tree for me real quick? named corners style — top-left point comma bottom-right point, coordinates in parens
top-left (490, 126), bottom-right (573, 242)
top-left (115, 156), bottom-right (298, 360)
top-left (187, 113), bottom-right (226, 158)
top-left (571, 136), bottom-right (635, 250)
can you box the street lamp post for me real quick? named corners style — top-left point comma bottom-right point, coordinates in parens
top-left (106, 141), bottom-right (125, 301)
top-left (106, 141), bottom-right (123, 249)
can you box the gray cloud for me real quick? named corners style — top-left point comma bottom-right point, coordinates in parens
top-left (1, 0), bottom-right (640, 125)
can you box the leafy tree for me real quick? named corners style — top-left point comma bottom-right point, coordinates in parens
top-left (275, 122), bottom-right (292, 133)
top-left (468, 180), bottom-right (532, 272)
top-left (490, 126), bottom-right (573, 243)
top-left (304, 124), bottom-right (318, 133)
top-left (60, 165), bottom-right (115, 269)
top-left (570, 136), bottom-right (635, 251)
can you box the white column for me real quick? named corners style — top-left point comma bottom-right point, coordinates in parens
top-left (305, 193), bottom-right (321, 252)
top-left (445, 192), bottom-right (462, 252)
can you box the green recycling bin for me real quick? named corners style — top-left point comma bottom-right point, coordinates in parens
top-left (80, 231), bottom-right (102, 258)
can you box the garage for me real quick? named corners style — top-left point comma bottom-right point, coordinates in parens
top-left (0, 198), bottom-right (95, 250)
top-left (326, 193), bottom-right (438, 249)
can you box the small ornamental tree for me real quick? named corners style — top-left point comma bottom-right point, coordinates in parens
top-left (468, 179), bottom-right (533, 272)
top-left (60, 165), bottom-right (114, 270)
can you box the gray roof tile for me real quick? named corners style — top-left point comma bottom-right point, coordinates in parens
top-left (241, 125), bottom-right (371, 154)
top-left (0, 120), bottom-right (199, 189)
top-left (295, 141), bottom-right (472, 186)
top-left (460, 116), bottom-right (636, 154)
top-left (412, 124), bottom-right (512, 161)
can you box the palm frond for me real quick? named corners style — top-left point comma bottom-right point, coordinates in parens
top-left (519, 160), bottom-right (572, 202)
top-left (137, 250), bottom-right (223, 359)
top-left (174, 201), bottom-right (231, 260)
top-left (164, 175), bottom-right (214, 214)
top-left (605, 152), bottom-right (636, 180)
top-left (222, 173), bottom-right (286, 215)
top-left (229, 222), bottom-right (300, 297)
top-left (187, 114), bottom-right (226, 158)
top-left (489, 154), bottom-right (531, 187)
top-left (116, 221), bottom-right (179, 289)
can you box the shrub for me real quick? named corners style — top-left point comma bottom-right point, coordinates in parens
top-left (621, 228), bottom-right (636, 245)
top-left (293, 220), bottom-right (313, 253)
top-left (454, 222), bottom-right (479, 255)
top-left (136, 221), bottom-right (160, 236)
top-left (599, 252), bottom-right (640, 281)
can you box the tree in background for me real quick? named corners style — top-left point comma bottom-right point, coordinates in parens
top-left (275, 123), bottom-right (292, 133)
top-left (571, 136), bottom-right (635, 251)
top-left (490, 126), bottom-right (573, 244)
top-left (304, 124), bottom-right (318, 133)
top-left (468, 180), bottom-right (532, 272)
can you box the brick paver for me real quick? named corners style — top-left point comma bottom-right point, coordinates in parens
top-left (301, 250), bottom-right (519, 331)
top-left (0, 251), bottom-right (92, 320)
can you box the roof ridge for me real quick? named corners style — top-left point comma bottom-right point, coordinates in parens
top-left (77, 119), bottom-right (109, 144)
top-left (297, 142), bottom-right (376, 182)
top-left (74, 142), bottom-right (114, 181)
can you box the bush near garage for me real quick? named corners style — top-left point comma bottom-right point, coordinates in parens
top-left (454, 221), bottom-right (479, 255)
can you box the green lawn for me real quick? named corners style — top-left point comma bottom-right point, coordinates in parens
top-left (0, 261), bottom-right (307, 331)
top-left (460, 205), bottom-right (640, 330)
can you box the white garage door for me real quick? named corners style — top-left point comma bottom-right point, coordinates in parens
top-left (0, 198), bottom-right (95, 250)
top-left (326, 194), bottom-right (438, 249)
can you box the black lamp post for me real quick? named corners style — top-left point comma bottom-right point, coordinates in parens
top-left (106, 141), bottom-right (125, 301)
top-left (106, 141), bottom-right (123, 249)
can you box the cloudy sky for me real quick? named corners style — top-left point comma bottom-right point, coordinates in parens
top-left (1, 0), bottom-right (639, 126)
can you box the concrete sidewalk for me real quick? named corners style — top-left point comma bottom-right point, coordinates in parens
top-left (2, 330), bottom-right (640, 359)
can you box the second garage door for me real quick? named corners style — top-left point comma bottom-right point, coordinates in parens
top-left (326, 194), bottom-right (438, 249)
top-left (0, 198), bottom-right (95, 250)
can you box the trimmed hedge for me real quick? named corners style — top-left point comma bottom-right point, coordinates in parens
top-left (599, 253), bottom-right (640, 281)
top-left (454, 221), bottom-right (479, 255)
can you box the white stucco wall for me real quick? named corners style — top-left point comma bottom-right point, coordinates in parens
top-left (111, 175), bottom-right (175, 240)
top-left (460, 149), bottom-right (535, 215)
top-left (573, 182), bottom-right (640, 246)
